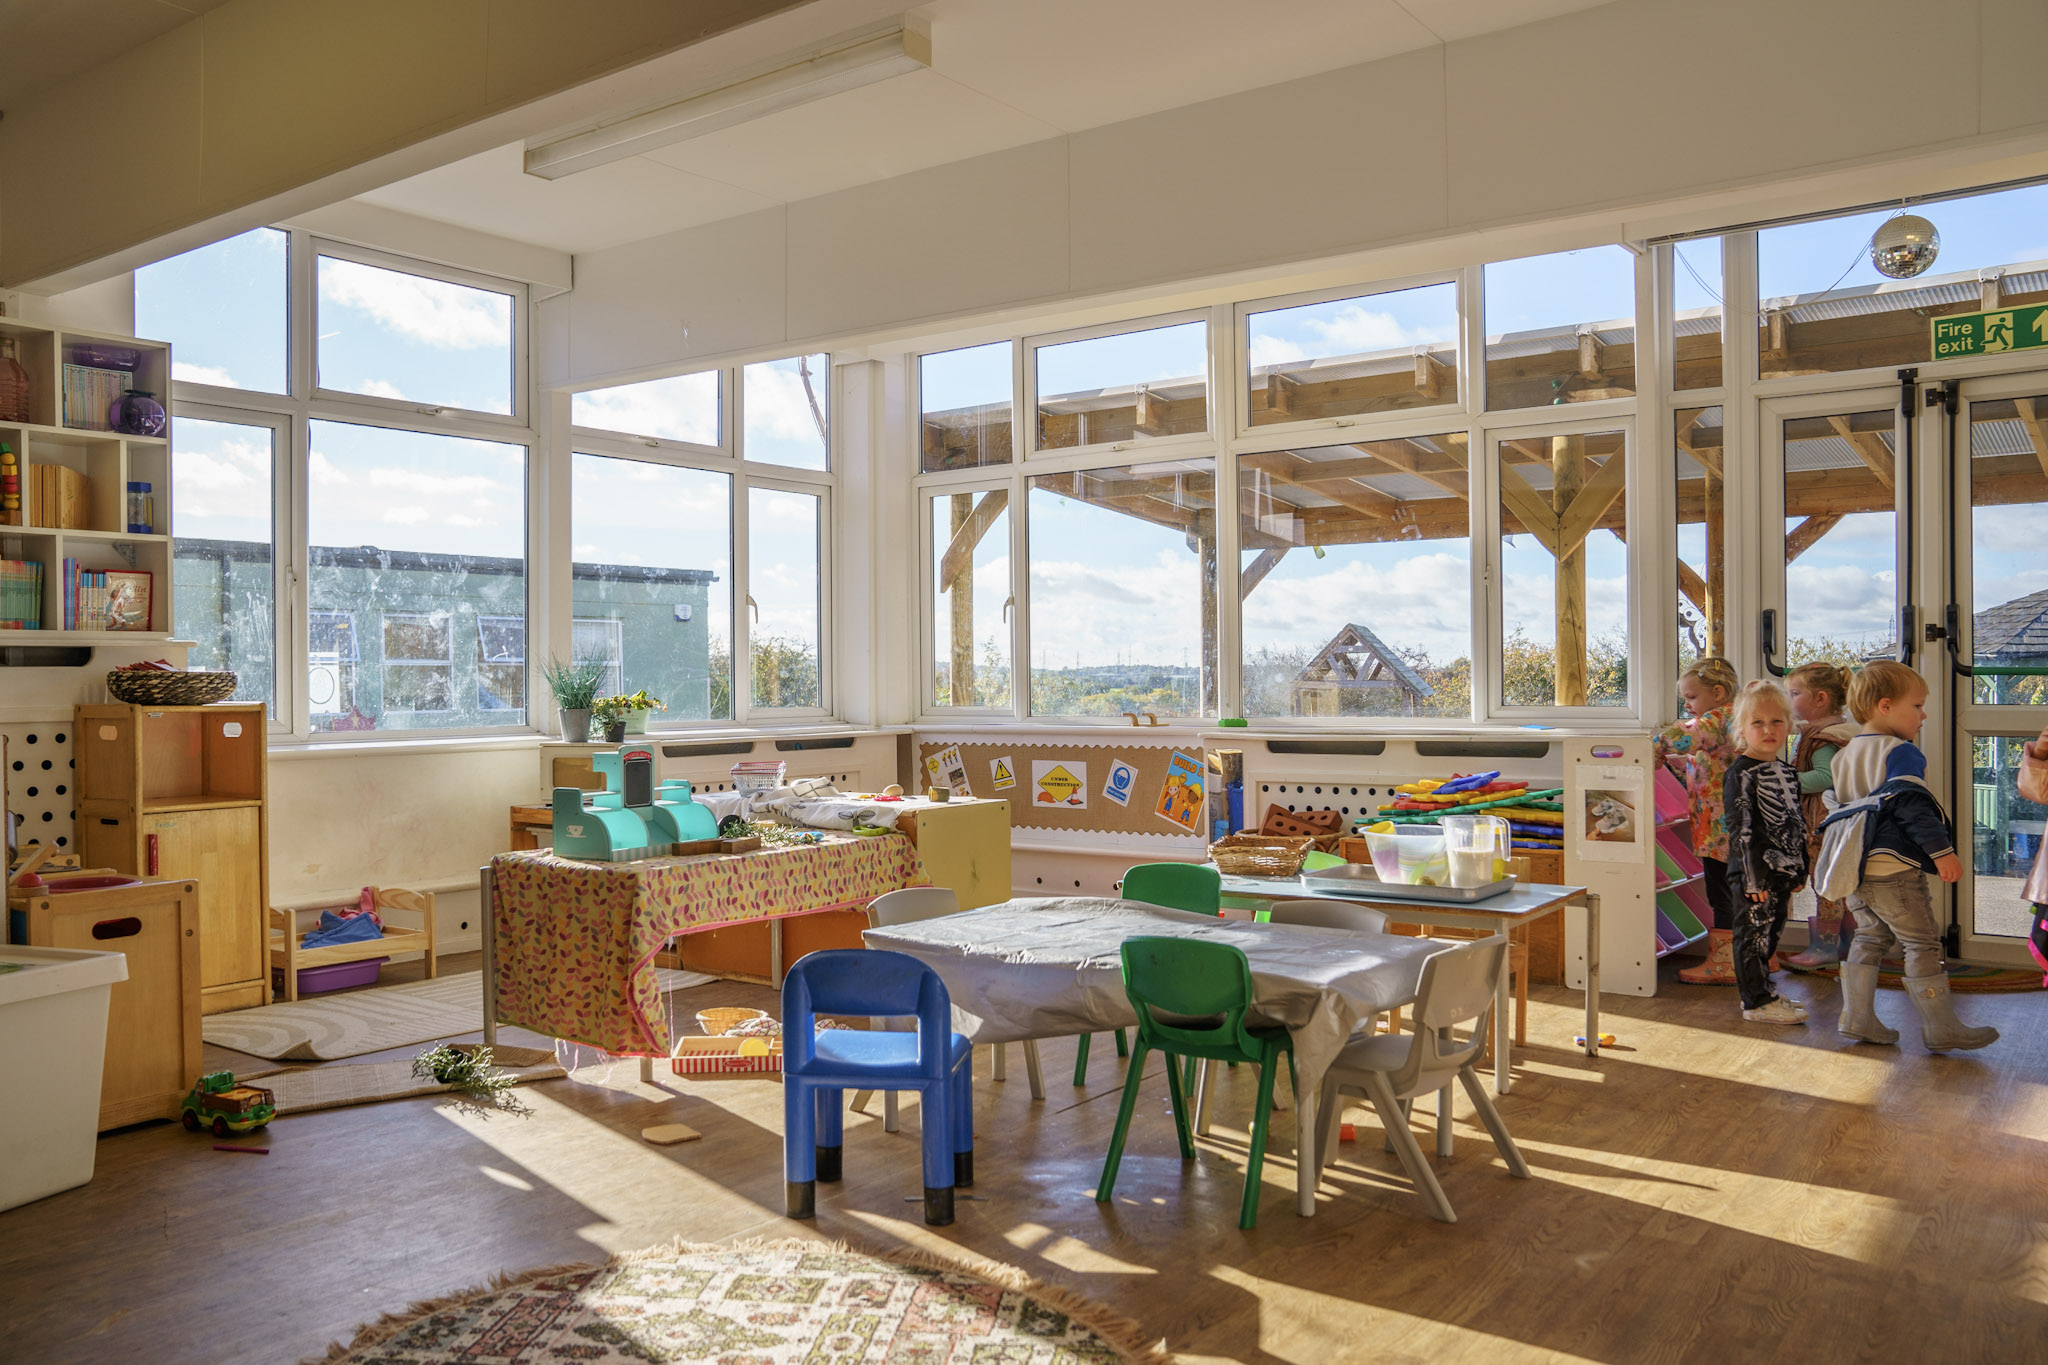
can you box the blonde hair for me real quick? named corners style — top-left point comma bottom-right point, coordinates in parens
top-left (1786, 660), bottom-right (1850, 716)
top-left (1680, 656), bottom-right (1739, 704)
top-left (1731, 679), bottom-right (1790, 738)
top-left (1848, 660), bottom-right (1927, 722)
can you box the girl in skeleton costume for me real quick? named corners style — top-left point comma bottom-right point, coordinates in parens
top-left (1723, 681), bottom-right (1811, 1024)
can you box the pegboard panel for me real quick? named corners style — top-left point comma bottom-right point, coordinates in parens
top-left (1255, 780), bottom-right (1396, 824)
top-left (2, 723), bottom-right (77, 858)
top-left (682, 770), bottom-right (856, 794)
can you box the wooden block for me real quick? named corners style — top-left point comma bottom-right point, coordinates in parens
top-left (717, 836), bottom-right (763, 854)
top-left (642, 1123), bottom-right (701, 1145)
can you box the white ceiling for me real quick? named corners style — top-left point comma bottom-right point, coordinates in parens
top-left (355, 0), bottom-right (1609, 256)
top-left (0, 0), bottom-right (229, 105)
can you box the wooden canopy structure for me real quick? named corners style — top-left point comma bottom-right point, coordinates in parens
top-left (1291, 623), bottom-right (1435, 716)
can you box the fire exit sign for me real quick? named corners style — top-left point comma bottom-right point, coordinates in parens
top-left (1932, 304), bottom-right (2048, 358)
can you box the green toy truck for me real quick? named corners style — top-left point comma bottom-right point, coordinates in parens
top-left (180, 1071), bottom-right (276, 1137)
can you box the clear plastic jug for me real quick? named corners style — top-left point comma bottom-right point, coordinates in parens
top-left (1441, 815), bottom-right (1508, 887)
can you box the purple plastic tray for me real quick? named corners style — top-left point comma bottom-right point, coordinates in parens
top-left (276, 956), bottom-right (387, 996)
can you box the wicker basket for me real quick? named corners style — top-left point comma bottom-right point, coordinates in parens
top-left (105, 670), bottom-right (239, 706)
top-left (1208, 833), bottom-right (1315, 878)
top-left (696, 1006), bottom-right (770, 1037)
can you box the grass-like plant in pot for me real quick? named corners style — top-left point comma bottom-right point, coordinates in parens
top-left (543, 656), bottom-right (608, 743)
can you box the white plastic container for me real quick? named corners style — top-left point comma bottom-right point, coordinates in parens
top-left (0, 944), bottom-right (128, 1212)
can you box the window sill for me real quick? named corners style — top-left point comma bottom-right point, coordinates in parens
top-left (267, 731), bottom-right (545, 761)
top-left (539, 721), bottom-right (910, 748)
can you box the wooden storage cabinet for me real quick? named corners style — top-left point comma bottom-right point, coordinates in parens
top-left (75, 703), bottom-right (269, 1014)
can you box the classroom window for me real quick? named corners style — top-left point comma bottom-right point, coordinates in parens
top-left (1779, 407), bottom-right (1896, 664)
top-left (306, 421), bottom-right (527, 732)
top-left (572, 372), bottom-right (720, 447)
top-left (929, 488), bottom-right (1011, 708)
top-left (1026, 457), bottom-right (1216, 718)
top-left (476, 615), bottom-right (526, 711)
top-left (316, 253), bottom-right (516, 415)
top-left (307, 611), bottom-right (360, 720)
top-left (1674, 406), bottom-right (1725, 670)
top-left (135, 227), bottom-right (289, 395)
top-left (1483, 246), bottom-right (1636, 409)
top-left (748, 486), bottom-right (824, 709)
top-left (1967, 393), bottom-right (2048, 704)
top-left (1672, 238), bottom-right (1723, 391)
top-left (1035, 320), bottom-right (1207, 451)
top-left (1246, 283), bottom-right (1458, 426)
top-left (1760, 184), bottom-right (2048, 380)
top-left (571, 452), bottom-right (733, 722)
top-left (170, 416), bottom-right (276, 708)
top-left (743, 355), bottom-right (830, 470)
top-left (920, 342), bottom-right (1013, 472)
top-left (1239, 435), bottom-right (1473, 720)
top-left (1497, 428), bottom-right (1630, 707)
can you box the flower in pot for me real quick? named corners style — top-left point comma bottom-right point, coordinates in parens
top-left (621, 689), bottom-right (664, 734)
top-left (592, 695), bottom-right (630, 744)
top-left (543, 656), bottom-right (608, 743)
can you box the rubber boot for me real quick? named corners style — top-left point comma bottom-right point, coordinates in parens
top-left (1678, 928), bottom-right (1737, 985)
top-left (1836, 962), bottom-right (1899, 1045)
top-left (1904, 973), bottom-right (1998, 1052)
top-left (1784, 915), bottom-right (1839, 971)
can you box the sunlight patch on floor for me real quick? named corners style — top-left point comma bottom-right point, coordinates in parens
top-left (2002, 1079), bottom-right (2048, 1142)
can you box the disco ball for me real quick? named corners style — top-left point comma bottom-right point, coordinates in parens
top-left (1871, 214), bottom-right (1940, 279)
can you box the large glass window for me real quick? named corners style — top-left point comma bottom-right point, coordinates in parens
top-left (1972, 733), bottom-right (2048, 939)
top-left (929, 489), bottom-right (1010, 708)
top-left (1967, 392), bottom-right (2048, 704)
top-left (1497, 428), bottom-right (1629, 707)
top-left (1246, 283), bottom-right (1458, 426)
top-left (743, 355), bottom-right (830, 470)
top-left (1026, 458), bottom-right (1215, 718)
top-left (1672, 238), bottom-right (1723, 391)
top-left (748, 487), bottom-right (823, 709)
top-left (920, 342), bottom-right (1012, 472)
top-left (570, 453), bottom-right (733, 722)
top-left (170, 416), bottom-right (276, 706)
top-left (1483, 246), bottom-right (1636, 409)
top-left (307, 611), bottom-right (359, 721)
top-left (1760, 184), bottom-right (2048, 380)
top-left (306, 421), bottom-right (527, 731)
top-left (1035, 321), bottom-right (1207, 450)
top-left (316, 254), bottom-right (515, 415)
top-left (1239, 436), bottom-right (1472, 720)
top-left (1674, 406), bottom-right (1725, 670)
top-left (135, 227), bottom-right (288, 394)
top-left (1780, 407), bottom-right (1896, 664)
top-left (572, 372), bottom-right (719, 447)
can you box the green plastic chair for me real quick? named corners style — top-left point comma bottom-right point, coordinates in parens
top-left (1095, 936), bottom-right (1295, 1230)
top-left (1072, 862), bottom-right (1226, 1086)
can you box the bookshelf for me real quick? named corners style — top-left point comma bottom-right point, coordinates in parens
top-left (0, 316), bottom-right (174, 639)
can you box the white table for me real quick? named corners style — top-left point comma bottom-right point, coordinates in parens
top-left (864, 896), bottom-right (1444, 1218)
top-left (1216, 876), bottom-right (1601, 1096)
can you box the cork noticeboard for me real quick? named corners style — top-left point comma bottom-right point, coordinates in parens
top-left (916, 738), bottom-right (1205, 838)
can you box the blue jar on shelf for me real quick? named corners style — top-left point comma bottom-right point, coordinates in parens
top-left (110, 390), bottom-right (167, 437)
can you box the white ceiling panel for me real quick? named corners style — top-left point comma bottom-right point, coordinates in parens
top-left (640, 66), bottom-right (1063, 203)
top-left (1393, 0), bottom-right (1612, 43)
top-left (356, 143), bottom-right (780, 255)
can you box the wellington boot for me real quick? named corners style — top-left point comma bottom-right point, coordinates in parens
top-left (1904, 973), bottom-right (1999, 1052)
top-left (1836, 962), bottom-right (1899, 1045)
top-left (1678, 929), bottom-right (1738, 985)
top-left (1783, 917), bottom-right (1839, 971)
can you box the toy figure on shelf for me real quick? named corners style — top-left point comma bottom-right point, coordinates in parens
top-left (550, 744), bottom-right (719, 861)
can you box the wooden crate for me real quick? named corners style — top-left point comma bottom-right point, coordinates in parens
top-left (8, 872), bottom-right (202, 1130)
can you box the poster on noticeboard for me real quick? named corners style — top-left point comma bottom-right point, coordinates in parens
top-left (1155, 751), bottom-right (1205, 833)
top-left (1572, 762), bottom-right (1645, 864)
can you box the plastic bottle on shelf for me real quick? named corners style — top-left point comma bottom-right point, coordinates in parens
top-left (0, 337), bottom-right (31, 423)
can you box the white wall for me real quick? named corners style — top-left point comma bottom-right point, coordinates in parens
top-left (541, 0), bottom-right (2048, 388)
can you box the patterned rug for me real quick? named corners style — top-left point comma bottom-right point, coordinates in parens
top-left (310, 1239), bottom-right (1169, 1364)
top-left (1783, 960), bottom-right (2044, 992)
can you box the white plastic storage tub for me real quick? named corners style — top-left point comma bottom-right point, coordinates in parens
top-left (0, 944), bottom-right (129, 1211)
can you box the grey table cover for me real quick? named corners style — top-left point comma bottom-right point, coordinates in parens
top-left (862, 896), bottom-right (1443, 1087)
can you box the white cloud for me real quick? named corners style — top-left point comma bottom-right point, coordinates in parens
top-left (380, 506), bottom-right (430, 526)
top-left (1246, 550), bottom-right (1473, 664)
top-left (319, 257), bottom-right (510, 350)
top-left (1248, 334), bottom-right (1308, 368)
top-left (173, 361), bottom-right (238, 388)
top-left (1251, 303), bottom-right (1457, 371)
top-left (355, 378), bottom-right (407, 401)
top-left (1785, 562), bottom-right (1897, 643)
top-left (744, 363), bottom-right (828, 449)
top-left (574, 374), bottom-right (718, 446)
top-left (310, 451), bottom-right (350, 486)
top-left (368, 467), bottom-right (504, 496)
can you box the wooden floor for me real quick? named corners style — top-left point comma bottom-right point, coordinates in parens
top-left (4, 956), bottom-right (2045, 1365)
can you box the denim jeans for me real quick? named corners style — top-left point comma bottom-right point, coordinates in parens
top-left (1850, 870), bottom-right (1945, 980)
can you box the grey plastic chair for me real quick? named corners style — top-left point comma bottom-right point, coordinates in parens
top-left (853, 887), bottom-right (1044, 1129)
top-left (1312, 938), bottom-right (1530, 1223)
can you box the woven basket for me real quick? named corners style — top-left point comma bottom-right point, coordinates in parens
top-left (1208, 833), bottom-right (1315, 878)
top-left (105, 670), bottom-right (238, 706)
top-left (696, 1006), bottom-right (769, 1037)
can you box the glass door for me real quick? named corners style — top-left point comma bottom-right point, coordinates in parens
top-left (1951, 374), bottom-right (2048, 958)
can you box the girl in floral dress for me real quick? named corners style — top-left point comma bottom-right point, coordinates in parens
top-left (1654, 657), bottom-right (1741, 985)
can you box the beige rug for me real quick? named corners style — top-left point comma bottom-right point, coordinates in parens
top-left (263, 1045), bottom-right (566, 1115)
top-left (203, 968), bottom-right (712, 1061)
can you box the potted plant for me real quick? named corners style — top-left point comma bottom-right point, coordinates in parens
top-left (593, 690), bottom-right (664, 742)
top-left (620, 689), bottom-right (664, 734)
top-left (542, 656), bottom-right (607, 743)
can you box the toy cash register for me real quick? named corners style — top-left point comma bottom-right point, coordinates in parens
top-left (551, 744), bottom-right (719, 861)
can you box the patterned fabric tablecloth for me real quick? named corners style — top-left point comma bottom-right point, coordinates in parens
top-left (491, 836), bottom-right (928, 1054)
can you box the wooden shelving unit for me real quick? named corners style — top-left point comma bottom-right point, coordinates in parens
top-left (74, 702), bottom-right (269, 1014)
top-left (1, 316), bottom-right (174, 639)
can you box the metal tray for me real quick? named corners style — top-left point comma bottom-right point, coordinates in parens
top-left (1301, 864), bottom-right (1518, 902)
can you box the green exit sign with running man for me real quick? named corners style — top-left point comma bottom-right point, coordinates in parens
top-left (1932, 304), bottom-right (2048, 358)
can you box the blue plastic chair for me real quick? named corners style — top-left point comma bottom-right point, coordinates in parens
top-left (782, 948), bottom-right (974, 1226)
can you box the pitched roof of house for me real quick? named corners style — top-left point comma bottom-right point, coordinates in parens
top-left (1974, 587), bottom-right (2048, 659)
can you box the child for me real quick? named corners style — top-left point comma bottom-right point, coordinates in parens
top-left (2018, 722), bottom-right (2048, 985)
top-left (1654, 657), bottom-right (1741, 984)
top-left (1782, 662), bottom-right (1861, 969)
top-left (1832, 661), bottom-right (1997, 1051)
top-left (1723, 682), bottom-right (1810, 1023)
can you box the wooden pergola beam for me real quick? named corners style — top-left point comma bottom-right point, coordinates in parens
top-left (1784, 513), bottom-right (1844, 563)
top-left (1825, 415), bottom-right (1895, 491)
top-left (1675, 409), bottom-right (1724, 479)
top-left (1241, 547), bottom-right (1288, 598)
top-left (1556, 446), bottom-right (1631, 558)
top-left (2012, 397), bottom-right (2048, 482)
top-left (1677, 557), bottom-right (1708, 613)
top-left (937, 489), bottom-right (1009, 588)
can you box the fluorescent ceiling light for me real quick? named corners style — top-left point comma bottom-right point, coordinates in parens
top-left (524, 26), bottom-right (932, 180)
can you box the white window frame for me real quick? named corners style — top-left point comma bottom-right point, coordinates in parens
top-left (919, 478), bottom-right (1017, 718)
top-left (738, 353), bottom-right (834, 475)
top-left (568, 368), bottom-right (730, 461)
top-left (740, 475), bottom-right (835, 721)
top-left (1024, 309), bottom-right (1216, 463)
top-left (914, 338), bottom-right (1019, 480)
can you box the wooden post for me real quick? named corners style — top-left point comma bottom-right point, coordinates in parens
top-left (1703, 469), bottom-right (1726, 659)
top-left (1552, 434), bottom-right (1587, 706)
top-left (1195, 509), bottom-right (1219, 716)
top-left (948, 493), bottom-right (975, 705)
